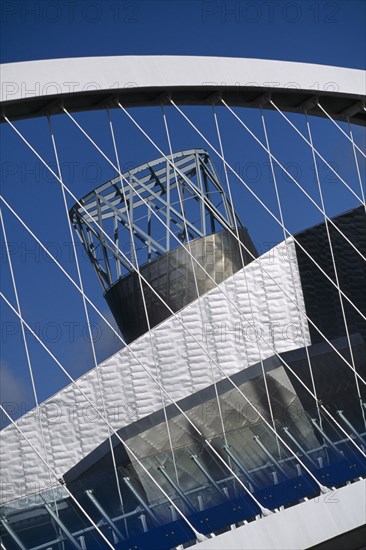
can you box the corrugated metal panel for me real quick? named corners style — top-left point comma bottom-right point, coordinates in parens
top-left (0, 238), bottom-right (309, 504)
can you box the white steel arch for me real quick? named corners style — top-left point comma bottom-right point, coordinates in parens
top-left (1, 56), bottom-right (365, 123)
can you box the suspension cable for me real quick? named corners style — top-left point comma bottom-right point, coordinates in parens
top-left (2, 287), bottom-right (329, 510)
top-left (5, 110), bottom-right (366, 457)
top-left (220, 99), bottom-right (366, 263)
top-left (4, 112), bottom-right (364, 387)
top-left (316, 102), bottom-right (366, 160)
top-left (107, 109), bottom-right (180, 489)
top-left (347, 116), bottom-right (366, 214)
top-left (47, 115), bottom-right (128, 530)
top-left (3, 184), bottom-right (364, 486)
top-left (259, 107), bottom-right (323, 427)
top-left (116, 103), bottom-right (366, 380)
top-left (0, 208), bottom-right (64, 537)
top-left (161, 104), bottom-right (229, 460)
top-left (3, 112), bottom-right (365, 486)
top-left (163, 103), bottom-right (366, 324)
top-left (305, 111), bottom-right (366, 429)
top-left (111, 105), bottom-right (366, 456)
top-left (269, 99), bottom-right (365, 204)
top-left (0, 190), bottom-right (340, 499)
top-left (2, 191), bottom-right (364, 481)
top-left (0, 291), bottom-right (208, 540)
top-left (212, 105), bottom-right (279, 453)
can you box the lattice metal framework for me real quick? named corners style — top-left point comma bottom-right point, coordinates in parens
top-left (70, 148), bottom-right (238, 290)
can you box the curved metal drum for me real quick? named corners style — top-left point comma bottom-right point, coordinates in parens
top-left (105, 227), bottom-right (258, 343)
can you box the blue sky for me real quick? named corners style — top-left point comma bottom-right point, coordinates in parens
top-left (0, 0), bottom-right (365, 424)
top-left (1, 0), bottom-right (365, 68)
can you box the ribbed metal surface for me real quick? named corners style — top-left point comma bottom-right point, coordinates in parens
top-left (1, 237), bottom-right (308, 505)
top-left (105, 228), bottom-right (258, 342)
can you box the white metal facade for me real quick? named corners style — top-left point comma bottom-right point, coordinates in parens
top-left (0, 238), bottom-right (310, 505)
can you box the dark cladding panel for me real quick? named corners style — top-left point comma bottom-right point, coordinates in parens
top-left (295, 206), bottom-right (366, 345)
top-left (105, 228), bottom-right (258, 343)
